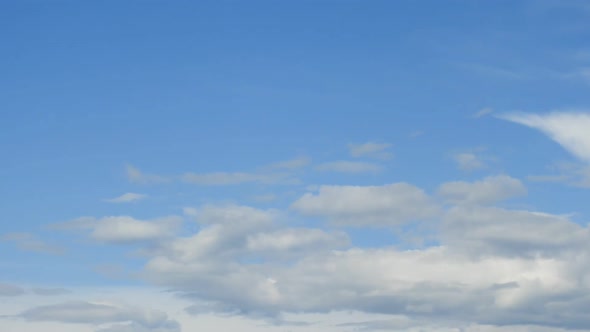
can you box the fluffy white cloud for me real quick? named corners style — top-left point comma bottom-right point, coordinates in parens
top-left (499, 112), bottom-right (590, 163)
top-left (437, 175), bottom-right (527, 205)
top-left (315, 161), bottom-right (382, 173)
top-left (291, 183), bottom-right (439, 226)
top-left (104, 193), bottom-right (147, 203)
top-left (246, 228), bottom-right (349, 253)
top-left (442, 205), bottom-right (589, 258)
top-left (348, 142), bottom-right (392, 159)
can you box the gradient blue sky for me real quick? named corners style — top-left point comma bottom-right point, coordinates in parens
top-left (3, 1), bottom-right (590, 331)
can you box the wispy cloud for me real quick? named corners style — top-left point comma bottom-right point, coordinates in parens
top-left (0, 282), bottom-right (25, 297)
top-left (1, 233), bottom-right (64, 255)
top-left (348, 142), bottom-right (393, 159)
top-left (265, 156), bottom-right (311, 170)
top-left (50, 216), bottom-right (182, 245)
top-left (459, 63), bottom-right (526, 80)
top-left (452, 152), bottom-right (486, 171)
top-left (498, 111), bottom-right (590, 162)
top-left (19, 301), bottom-right (180, 331)
top-left (315, 161), bottom-right (382, 173)
top-left (126, 165), bottom-right (169, 184)
top-left (31, 288), bottom-right (71, 296)
top-left (181, 171), bottom-right (300, 185)
top-left (104, 193), bottom-right (147, 203)
top-left (473, 107), bottom-right (494, 118)
top-left (527, 161), bottom-right (590, 188)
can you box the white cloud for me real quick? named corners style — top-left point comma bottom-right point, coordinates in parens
top-left (473, 107), bottom-right (494, 118)
top-left (1, 232), bottom-right (64, 255)
top-left (499, 111), bottom-right (590, 163)
top-left (181, 171), bottom-right (299, 186)
top-left (104, 193), bottom-right (147, 203)
top-left (315, 161), bottom-right (382, 173)
top-left (453, 152), bottom-right (486, 171)
top-left (126, 165), bottom-right (168, 184)
top-left (442, 206), bottom-right (589, 258)
top-left (291, 183), bottom-right (439, 226)
top-left (51, 216), bottom-right (182, 245)
top-left (437, 175), bottom-right (527, 205)
top-left (246, 228), bottom-right (349, 253)
top-left (348, 142), bottom-right (393, 159)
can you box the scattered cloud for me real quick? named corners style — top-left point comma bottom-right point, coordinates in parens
top-left (51, 216), bottom-right (182, 245)
top-left (498, 111), bottom-right (590, 163)
top-left (437, 175), bottom-right (527, 205)
top-left (126, 165), bottom-right (169, 185)
top-left (0, 282), bottom-right (25, 296)
top-left (409, 130), bottom-right (424, 138)
top-left (31, 288), bottom-right (71, 296)
top-left (460, 63), bottom-right (526, 80)
top-left (19, 301), bottom-right (180, 332)
top-left (265, 156), bottom-right (311, 170)
top-left (1, 232), bottom-right (64, 255)
top-left (527, 161), bottom-right (590, 188)
top-left (104, 193), bottom-right (147, 203)
top-left (315, 161), bottom-right (382, 173)
top-left (181, 171), bottom-right (299, 186)
top-left (452, 152), bottom-right (486, 171)
top-left (291, 183), bottom-right (439, 227)
top-left (250, 194), bottom-right (278, 203)
top-left (348, 142), bottom-right (393, 159)
top-left (473, 107), bottom-right (494, 118)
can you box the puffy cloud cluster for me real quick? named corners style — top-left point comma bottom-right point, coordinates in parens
top-left (111, 176), bottom-right (590, 331)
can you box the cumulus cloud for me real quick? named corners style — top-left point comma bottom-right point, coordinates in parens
top-left (315, 161), bottom-right (382, 173)
top-left (19, 301), bottom-right (180, 332)
top-left (291, 183), bottom-right (439, 226)
top-left (348, 142), bottom-right (393, 159)
top-left (37, 176), bottom-right (590, 330)
top-left (499, 111), bottom-right (590, 163)
top-left (0, 282), bottom-right (25, 296)
top-left (437, 175), bottom-right (527, 205)
top-left (442, 205), bottom-right (589, 258)
top-left (1, 232), bottom-right (64, 255)
top-left (104, 193), bottom-right (147, 203)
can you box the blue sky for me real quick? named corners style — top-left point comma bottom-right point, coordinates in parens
top-left (3, 1), bottom-right (590, 331)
